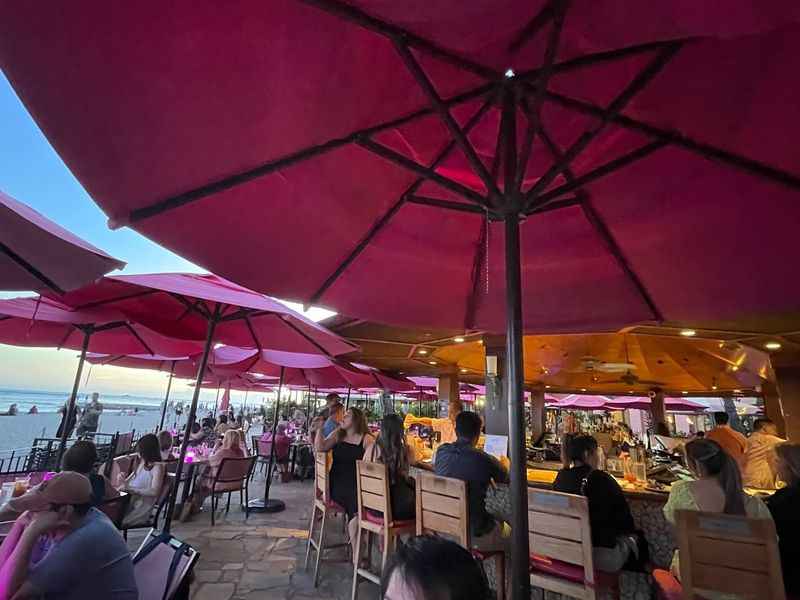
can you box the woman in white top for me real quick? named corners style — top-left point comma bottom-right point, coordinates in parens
top-left (120, 433), bottom-right (166, 527)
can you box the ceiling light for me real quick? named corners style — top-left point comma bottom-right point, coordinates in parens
top-left (545, 385), bottom-right (551, 389)
top-left (477, 340), bottom-right (483, 345)
top-left (454, 336), bottom-right (465, 343)
top-left (428, 361), bottom-right (437, 365)
top-left (418, 349), bottom-right (428, 355)
top-left (764, 341), bottom-right (782, 351)
top-left (580, 388), bottom-right (587, 392)
top-left (734, 389), bottom-right (742, 394)
top-left (711, 385), bottom-right (718, 390)
top-left (682, 391), bottom-right (688, 394)
top-left (731, 365), bottom-right (739, 372)
top-left (680, 329), bottom-right (696, 337)
top-left (505, 68), bottom-right (515, 78)
top-left (460, 368), bottom-right (468, 373)
top-left (629, 390), bottom-right (634, 394)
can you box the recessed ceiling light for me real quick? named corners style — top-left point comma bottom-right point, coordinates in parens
top-left (629, 390), bottom-right (634, 394)
top-left (454, 336), bottom-right (465, 343)
top-left (504, 68), bottom-right (515, 78)
top-left (734, 389), bottom-right (742, 394)
top-left (680, 329), bottom-right (696, 337)
top-left (764, 341), bottom-right (782, 351)
top-left (460, 368), bottom-right (468, 373)
top-left (477, 339), bottom-right (483, 345)
top-left (682, 391), bottom-right (688, 394)
top-left (731, 365), bottom-right (739, 372)
top-left (545, 385), bottom-right (551, 389)
top-left (711, 385), bottom-right (718, 390)
top-left (418, 349), bottom-right (428, 355)
top-left (580, 388), bottom-right (587, 392)
top-left (429, 361), bottom-right (437, 365)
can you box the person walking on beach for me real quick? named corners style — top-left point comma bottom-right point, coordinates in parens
top-left (55, 401), bottom-right (77, 440)
top-left (76, 393), bottom-right (103, 438)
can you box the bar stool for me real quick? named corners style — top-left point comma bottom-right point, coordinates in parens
top-left (415, 472), bottom-right (505, 600)
top-left (351, 460), bottom-right (415, 600)
top-left (304, 451), bottom-right (349, 587)
top-left (528, 488), bottom-right (619, 600)
top-left (653, 510), bottom-right (787, 600)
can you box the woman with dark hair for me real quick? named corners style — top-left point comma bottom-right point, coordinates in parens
top-left (364, 414), bottom-right (416, 520)
top-left (312, 406), bottom-right (374, 554)
top-left (664, 438), bottom-right (772, 579)
top-left (381, 535), bottom-right (491, 600)
top-left (766, 443), bottom-right (800, 596)
top-left (553, 434), bottom-right (637, 573)
top-left (121, 433), bottom-right (166, 527)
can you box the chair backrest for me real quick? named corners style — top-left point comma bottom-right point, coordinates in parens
top-left (355, 460), bottom-right (392, 526)
top-left (115, 431), bottom-right (135, 456)
top-left (100, 491), bottom-right (132, 529)
top-left (133, 529), bottom-right (200, 600)
top-left (675, 509), bottom-right (786, 600)
top-left (252, 436), bottom-right (266, 457)
top-left (415, 472), bottom-right (469, 547)
top-left (213, 456), bottom-right (256, 491)
top-left (528, 488), bottom-right (595, 599)
top-left (314, 451), bottom-right (331, 503)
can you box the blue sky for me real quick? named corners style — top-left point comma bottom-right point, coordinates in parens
top-left (0, 72), bottom-right (331, 399)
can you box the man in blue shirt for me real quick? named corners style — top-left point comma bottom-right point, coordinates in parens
top-left (434, 411), bottom-right (509, 548)
top-left (0, 471), bottom-right (137, 599)
top-left (320, 393), bottom-right (345, 439)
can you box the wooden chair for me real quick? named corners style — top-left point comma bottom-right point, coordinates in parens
top-left (653, 509), bottom-right (786, 600)
top-left (351, 460), bottom-right (416, 600)
top-left (305, 451), bottom-right (349, 587)
top-left (527, 488), bottom-right (605, 600)
top-left (415, 472), bottom-right (505, 600)
top-left (209, 455), bottom-right (257, 526)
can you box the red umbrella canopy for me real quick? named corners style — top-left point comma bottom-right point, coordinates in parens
top-left (2, 3), bottom-right (800, 332)
top-left (0, 296), bottom-right (203, 356)
top-left (52, 273), bottom-right (358, 356)
top-left (0, 190), bottom-right (125, 294)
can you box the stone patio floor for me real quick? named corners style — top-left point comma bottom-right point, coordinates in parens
top-left (126, 472), bottom-right (379, 600)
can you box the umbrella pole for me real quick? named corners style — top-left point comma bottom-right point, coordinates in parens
top-left (505, 212), bottom-right (530, 600)
top-left (56, 329), bottom-right (91, 468)
top-left (243, 389), bottom-right (249, 414)
top-left (345, 387), bottom-right (351, 410)
top-left (163, 307), bottom-right (220, 534)
top-left (158, 360), bottom-right (176, 432)
top-left (213, 385), bottom-right (221, 416)
top-left (249, 367), bottom-right (286, 513)
top-left (306, 384), bottom-right (312, 429)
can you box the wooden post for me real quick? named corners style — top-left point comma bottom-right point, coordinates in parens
top-left (438, 373), bottom-right (461, 421)
top-left (651, 388), bottom-right (667, 433)
top-left (529, 387), bottom-right (546, 445)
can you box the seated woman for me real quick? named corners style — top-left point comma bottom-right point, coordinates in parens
top-left (261, 422), bottom-right (291, 475)
top-left (181, 429), bottom-right (247, 521)
top-left (157, 430), bottom-right (174, 461)
top-left (189, 417), bottom-right (214, 446)
top-left (120, 433), bottom-right (166, 527)
top-left (363, 413), bottom-right (416, 522)
top-left (766, 443), bottom-right (800, 598)
top-left (553, 434), bottom-right (637, 573)
top-left (312, 407), bottom-right (374, 555)
top-left (663, 439), bottom-right (772, 582)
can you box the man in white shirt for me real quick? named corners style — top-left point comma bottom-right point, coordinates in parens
top-left (742, 418), bottom-right (785, 489)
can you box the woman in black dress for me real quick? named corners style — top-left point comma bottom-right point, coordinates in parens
top-left (313, 406), bottom-right (374, 555)
top-left (364, 413), bottom-right (416, 521)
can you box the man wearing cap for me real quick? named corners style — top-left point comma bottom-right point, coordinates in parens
top-left (0, 471), bottom-right (137, 599)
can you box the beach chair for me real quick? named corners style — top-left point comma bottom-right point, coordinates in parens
top-left (209, 456), bottom-right (257, 526)
top-left (352, 461), bottom-right (415, 600)
top-left (133, 528), bottom-right (200, 600)
top-left (415, 472), bottom-right (505, 600)
top-left (652, 509), bottom-right (786, 600)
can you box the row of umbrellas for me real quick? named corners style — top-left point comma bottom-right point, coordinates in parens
top-left (5, 5), bottom-right (800, 596)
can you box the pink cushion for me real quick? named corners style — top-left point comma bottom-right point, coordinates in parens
top-left (652, 569), bottom-right (682, 600)
top-left (529, 555), bottom-right (619, 590)
top-left (362, 510), bottom-right (414, 528)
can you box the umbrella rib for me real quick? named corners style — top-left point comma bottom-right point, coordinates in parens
top-left (76, 288), bottom-right (158, 311)
top-left (543, 89), bottom-right (800, 192)
top-left (277, 314), bottom-right (334, 357)
top-left (530, 140), bottom-right (669, 211)
top-left (507, 0), bottom-right (559, 54)
top-left (244, 314), bottom-right (263, 351)
top-left (522, 42), bottom-right (682, 208)
top-left (355, 137), bottom-right (490, 208)
top-left (405, 195), bottom-right (487, 215)
top-left (524, 196), bottom-right (582, 216)
top-left (464, 216), bottom-right (488, 331)
top-left (393, 40), bottom-right (501, 202)
top-left (580, 199), bottom-right (663, 322)
top-left (124, 323), bottom-right (155, 355)
top-left (308, 96), bottom-right (497, 305)
top-left (0, 240), bottom-right (65, 295)
top-left (296, 0), bottom-right (499, 80)
top-left (125, 82), bottom-right (495, 226)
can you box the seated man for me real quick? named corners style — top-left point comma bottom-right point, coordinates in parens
top-left (434, 412), bottom-right (509, 549)
top-left (0, 471), bottom-right (137, 599)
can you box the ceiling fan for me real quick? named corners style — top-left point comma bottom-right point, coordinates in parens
top-left (570, 356), bottom-right (636, 373)
top-left (597, 335), bottom-right (665, 386)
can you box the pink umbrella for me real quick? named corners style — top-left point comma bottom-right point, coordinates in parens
top-left (7, 6), bottom-right (800, 592)
top-left (547, 394), bottom-right (611, 410)
top-left (0, 296), bottom-right (202, 459)
top-left (54, 273), bottom-right (358, 522)
top-left (0, 190), bottom-right (124, 294)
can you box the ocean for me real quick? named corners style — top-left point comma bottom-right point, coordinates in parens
top-left (0, 387), bottom-right (164, 414)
